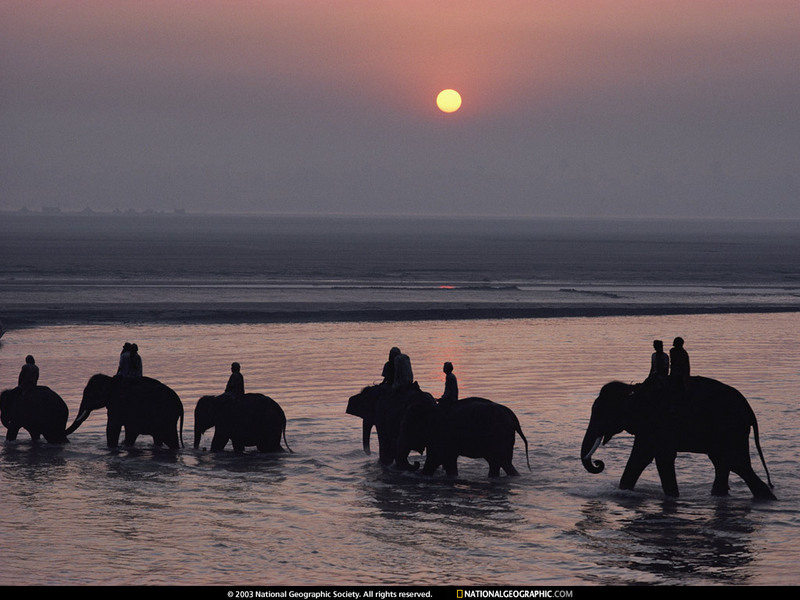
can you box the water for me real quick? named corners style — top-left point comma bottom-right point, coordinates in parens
top-left (1, 214), bottom-right (799, 587)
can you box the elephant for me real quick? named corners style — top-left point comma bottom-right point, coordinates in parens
top-left (580, 376), bottom-right (776, 500)
top-left (396, 396), bottom-right (531, 478)
top-left (346, 383), bottom-right (436, 470)
top-left (65, 374), bottom-right (184, 450)
top-left (193, 393), bottom-right (292, 453)
top-left (1, 386), bottom-right (69, 444)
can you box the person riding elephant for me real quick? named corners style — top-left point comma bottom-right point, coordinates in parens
top-left (346, 382), bottom-right (436, 470)
top-left (65, 373), bottom-right (184, 449)
top-left (225, 362), bottom-right (245, 398)
top-left (194, 393), bottom-right (291, 454)
top-left (580, 375), bottom-right (776, 500)
top-left (438, 361), bottom-right (458, 408)
top-left (396, 396), bottom-right (530, 478)
top-left (18, 355), bottom-right (40, 397)
top-left (1, 385), bottom-right (69, 444)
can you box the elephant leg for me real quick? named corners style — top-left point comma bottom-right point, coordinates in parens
top-left (163, 429), bottom-right (180, 450)
top-left (503, 461), bottom-right (520, 477)
top-left (655, 451), bottom-right (679, 497)
top-left (709, 454), bottom-right (731, 496)
top-left (5, 425), bottom-right (20, 441)
top-left (210, 431), bottom-right (228, 452)
top-left (422, 453), bottom-right (440, 476)
top-left (106, 422), bottom-right (122, 448)
top-left (731, 461), bottom-right (777, 501)
top-left (443, 458), bottom-right (458, 478)
top-left (122, 428), bottom-right (138, 447)
top-left (620, 440), bottom-right (654, 491)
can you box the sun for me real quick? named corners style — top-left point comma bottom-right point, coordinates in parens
top-left (436, 89), bottom-right (462, 113)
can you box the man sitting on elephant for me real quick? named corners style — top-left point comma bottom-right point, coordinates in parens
top-left (225, 362), bottom-right (245, 398)
top-left (18, 355), bottom-right (40, 397)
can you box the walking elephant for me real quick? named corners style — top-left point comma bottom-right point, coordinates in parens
top-left (346, 383), bottom-right (436, 470)
top-left (396, 397), bottom-right (531, 478)
top-left (65, 374), bottom-right (184, 449)
top-left (580, 376), bottom-right (776, 500)
top-left (194, 393), bottom-right (292, 453)
top-left (1, 386), bottom-right (69, 443)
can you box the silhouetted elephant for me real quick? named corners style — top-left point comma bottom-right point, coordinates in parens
top-left (1, 386), bottom-right (69, 443)
top-left (65, 374), bottom-right (184, 449)
top-left (580, 376), bottom-right (776, 500)
top-left (346, 383), bottom-right (436, 470)
top-left (194, 393), bottom-right (292, 453)
top-left (396, 397), bottom-right (531, 478)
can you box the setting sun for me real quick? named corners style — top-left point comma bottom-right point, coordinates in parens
top-left (436, 89), bottom-right (462, 113)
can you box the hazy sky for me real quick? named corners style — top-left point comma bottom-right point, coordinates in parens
top-left (2, 0), bottom-right (799, 219)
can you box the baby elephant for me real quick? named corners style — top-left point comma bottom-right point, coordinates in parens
top-left (194, 393), bottom-right (291, 454)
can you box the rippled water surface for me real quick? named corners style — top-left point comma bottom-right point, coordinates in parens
top-left (1, 313), bottom-right (798, 586)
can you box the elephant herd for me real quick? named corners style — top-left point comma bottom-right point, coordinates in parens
top-left (0, 371), bottom-right (778, 500)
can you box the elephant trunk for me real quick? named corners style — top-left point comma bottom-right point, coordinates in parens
top-left (581, 426), bottom-right (605, 474)
top-left (64, 409), bottom-right (91, 436)
top-left (361, 420), bottom-right (372, 455)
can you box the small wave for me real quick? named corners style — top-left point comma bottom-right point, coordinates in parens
top-left (559, 288), bottom-right (624, 299)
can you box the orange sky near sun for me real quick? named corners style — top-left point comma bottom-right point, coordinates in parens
top-left (5, 0), bottom-right (797, 119)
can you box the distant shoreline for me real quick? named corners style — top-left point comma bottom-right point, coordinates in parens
top-left (2, 302), bottom-right (798, 331)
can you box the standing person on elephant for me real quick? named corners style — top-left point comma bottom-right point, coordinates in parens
top-left (438, 362), bottom-right (459, 408)
top-left (128, 344), bottom-right (143, 377)
top-left (648, 340), bottom-right (669, 384)
top-left (670, 337), bottom-right (691, 393)
top-left (381, 347), bottom-right (401, 386)
top-left (116, 343), bottom-right (132, 377)
top-left (392, 350), bottom-right (414, 390)
top-left (18, 355), bottom-right (39, 395)
top-left (225, 362), bottom-right (245, 398)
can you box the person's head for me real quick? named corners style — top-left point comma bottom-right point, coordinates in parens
top-left (25, 355), bottom-right (35, 365)
top-left (122, 342), bottom-right (131, 352)
top-left (231, 362), bottom-right (241, 373)
top-left (653, 340), bottom-right (663, 352)
top-left (673, 337), bottom-right (684, 348)
top-left (443, 361), bottom-right (453, 374)
top-left (389, 347), bottom-right (401, 360)
top-left (130, 343), bottom-right (138, 353)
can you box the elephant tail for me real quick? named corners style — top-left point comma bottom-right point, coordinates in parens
top-left (516, 422), bottom-right (531, 472)
top-left (282, 420), bottom-right (294, 453)
top-left (752, 414), bottom-right (773, 489)
top-left (179, 409), bottom-right (185, 449)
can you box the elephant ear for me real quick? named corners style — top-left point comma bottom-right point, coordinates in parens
top-left (346, 387), bottom-right (378, 420)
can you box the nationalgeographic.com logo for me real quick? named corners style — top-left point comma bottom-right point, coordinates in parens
top-left (457, 591), bottom-right (573, 599)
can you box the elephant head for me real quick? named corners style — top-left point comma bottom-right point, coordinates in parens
top-left (580, 381), bottom-right (636, 474)
top-left (346, 385), bottom-right (382, 455)
top-left (194, 395), bottom-right (219, 449)
top-left (65, 373), bottom-right (115, 435)
top-left (346, 383), bottom-right (435, 469)
top-left (0, 388), bottom-right (20, 430)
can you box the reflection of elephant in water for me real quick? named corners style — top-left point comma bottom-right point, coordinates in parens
top-left (65, 374), bottom-right (184, 449)
top-left (397, 397), bottom-right (531, 478)
top-left (194, 393), bottom-right (291, 453)
top-left (581, 376), bottom-right (776, 500)
top-left (346, 383), bottom-right (436, 470)
top-left (1, 386), bottom-right (69, 443)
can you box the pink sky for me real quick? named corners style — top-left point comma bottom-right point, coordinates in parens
top-left (2, 1), bottom-right (799, 218)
